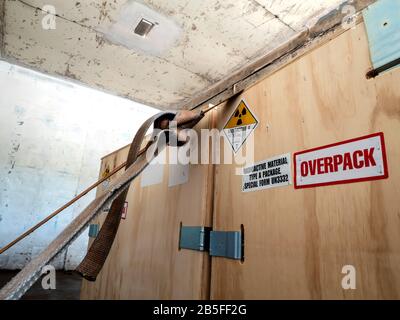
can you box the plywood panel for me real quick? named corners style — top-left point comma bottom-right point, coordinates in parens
top-left (80, 146), bottom-right (129, 299)
top-left (81, 112), bottom-right (215, 299)
top-left (211, 22), bottom-right (400, 299)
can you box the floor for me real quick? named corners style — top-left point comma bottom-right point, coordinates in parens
top-left (0, 270), bottom-right (82, 300)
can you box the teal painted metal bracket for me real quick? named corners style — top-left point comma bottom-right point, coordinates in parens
top-left (88, 224), bottom-right (99, 238)
top-left (363, 0), bottom-right (400, 77)
top-left (179, 225), bottom-right (243, 260)
top-left (209, 231), bottom-right (243, 260)
top-left (179, 226), bottom-right (211, 252)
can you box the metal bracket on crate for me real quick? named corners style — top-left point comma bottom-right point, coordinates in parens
top-left (179, 226), bottom-right (211, 252)
top-left (179, 225), bottom-right (243, 260)
top-left (209, 231), bottom-right (243, 260)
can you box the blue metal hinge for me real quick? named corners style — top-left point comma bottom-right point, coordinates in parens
top-left (179, 225), bottom-right (243, 260)
top-left (209, 231), bottom-right (243, 260)
top-left (179, 226), bottom-right (211, 252)
top-left (88, 224), bottom-right (99, 238)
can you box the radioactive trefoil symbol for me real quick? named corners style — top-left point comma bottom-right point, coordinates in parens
top-left (234, 105), bottom-right (247, 126)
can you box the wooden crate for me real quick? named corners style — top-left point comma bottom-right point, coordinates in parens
top-left (211, 22), bottom-right (400, 299)
top-left (82, 22), bottom-right (400, 299)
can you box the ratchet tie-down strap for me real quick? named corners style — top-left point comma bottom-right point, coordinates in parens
top-left (0, 109), bottom-right (204, 300)
top-left (76, 109), bottom-right (205, 281)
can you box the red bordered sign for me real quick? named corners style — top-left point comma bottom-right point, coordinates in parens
top-left (294, 132), bottom-right (389, 189)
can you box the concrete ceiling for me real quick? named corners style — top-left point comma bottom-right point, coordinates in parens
top-left (0, 0), bottom-right (346, 109)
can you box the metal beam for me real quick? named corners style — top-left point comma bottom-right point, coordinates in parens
top-left (185, 0), bottom-right (377, 111)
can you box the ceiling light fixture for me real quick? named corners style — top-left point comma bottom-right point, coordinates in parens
top-left (134, 18), bottom-right (155, 37)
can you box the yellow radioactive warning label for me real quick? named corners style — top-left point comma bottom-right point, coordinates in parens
top-left (223, 100), bottom-right (258, 153)
top-left (224, 100), bottom-right (258, 129)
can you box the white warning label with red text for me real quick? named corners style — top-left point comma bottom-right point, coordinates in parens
top-left (294, 133), bottom-right (388, 189)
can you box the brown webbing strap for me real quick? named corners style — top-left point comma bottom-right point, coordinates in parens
top-left (76, 110), bottom-right (205, 280)
top-left (75, 111), bottom-right (177, 280)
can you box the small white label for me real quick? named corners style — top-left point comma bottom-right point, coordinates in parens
top-left (168, 163), bottom-right (190, 187)
top-left (141, 151), bottom-right (165, 187)
top-left (242, 153), bottom-right (291, 192)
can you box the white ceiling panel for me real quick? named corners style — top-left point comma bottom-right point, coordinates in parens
top-left (1, 0), bottom-right (350, 109)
